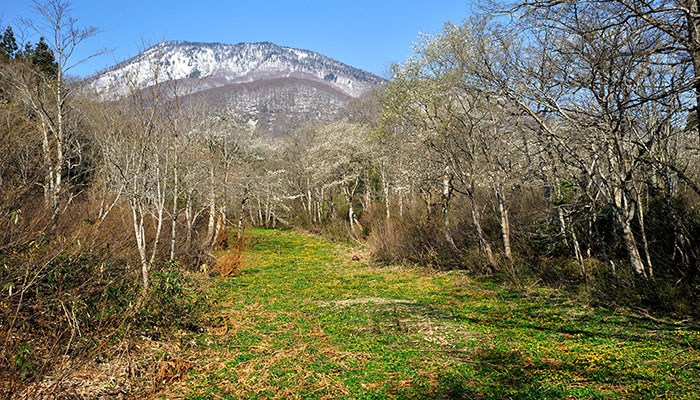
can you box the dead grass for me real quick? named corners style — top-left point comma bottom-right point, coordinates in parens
top-left (9, 335), bottom-right (183, 400)
top-left (154, 358), bottom-right (193, 389)
top-left (315, 297), bottom-right (417, 307)
top-left (213, 251), bottom-right (242, 277)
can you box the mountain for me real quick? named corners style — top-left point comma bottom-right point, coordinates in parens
top-left (86, 41), bottom-right (386, 135)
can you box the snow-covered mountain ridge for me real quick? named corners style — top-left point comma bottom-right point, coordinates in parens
top-left (87, 40), bottom-right (386, 99)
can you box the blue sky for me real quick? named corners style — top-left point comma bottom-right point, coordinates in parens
top-left (1, 1), bottom-right (473, 78)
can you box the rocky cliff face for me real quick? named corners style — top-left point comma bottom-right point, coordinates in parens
top-left (86, 41), bottom-right (385, 134)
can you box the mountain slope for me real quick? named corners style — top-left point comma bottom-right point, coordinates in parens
top-left (188, 77), bottom-right (352, 137)
top-left (86, 41), bottom-right (385, 134)
top-left (88, 40), bottom-right (384, 98)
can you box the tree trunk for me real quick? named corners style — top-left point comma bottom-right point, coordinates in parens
top-left (422, 189), bottom-right (432, 216)
top-left (364, 169), bottom-right (372, 210)
top-left (238, 197), bottom-right (248, 240)
top-left (689, 0), bottom-right (700, 141)
top-left (185, 195), bottom-right (194, 249)
top-left (212, 205), bottom-right (225, 247)
top-left (558, 207), bottom-right (569, 246)
top-left (621, 215), bottom-right (647, 278)
top-left (586, 212), bottom-right (593, 258)
top-left (41, 122), bottom-right (53, 208)
top-left (348, 198), bottom-right (355, 231)
top-left (469, 185), bottom-right (497, 271)
top-left (614, 191), bottom-right (648, 278)
top-left (257, 197), bottom-right (264, 227)
top-left (52, 62), bottom-right (64, 224)
top-left (149, 166), bottom-right (165, 265)
top-left (169, 167), bottom-right (178, 261)
top-left (150, 200), bottom-right (164, 266)
top-left (637, 192), bottom-right (654, 278)
top-left (381, 168), bottom-right (390, 219)
top-left (307, 177), bottom-right (313, 220)
top-left (442, 171), bottom-right (457, 250)
top-left (568, 215), bottom-right (585, 277)
top-left (131, 202), bottom-right (149, 295)
top-left (495, 188), bottom-right (513, 265)
top-left (317, 185), bottom-right (327, 220)
top-left (205, 162), bottom-right (216, 247)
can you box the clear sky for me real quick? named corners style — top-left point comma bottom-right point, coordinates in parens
top-left (1, 1), bottom-right (473, 78)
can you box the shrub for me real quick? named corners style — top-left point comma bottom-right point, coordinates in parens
top-left (138, 263), bottom-right (207, 334)
top-left (0, 190), bottom-right (208, 397)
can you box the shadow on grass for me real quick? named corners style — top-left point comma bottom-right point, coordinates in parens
top-left (411, 285), bottom-right (699, 348)
top-left (350, 299), bottom-right (695, 399)
top-left (354, 346), bottom-right (583, 399)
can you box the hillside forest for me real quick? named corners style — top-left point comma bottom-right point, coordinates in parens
top-left (1, 0), bottom-right (700, 398)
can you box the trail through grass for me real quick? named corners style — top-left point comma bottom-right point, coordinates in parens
top-left (163, 229), bottom-right (700, 399)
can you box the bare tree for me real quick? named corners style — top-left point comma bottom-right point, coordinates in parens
top-left (14, 0), bottom-right (103, 220)
top-left (307, 120), bottom-right (374, 232)
top-left (195, 109), bottom-right (260, 246)
top-left (476, 4), bottom-right (689, 277)
top-left (494, 0), bottom-right (700, 141)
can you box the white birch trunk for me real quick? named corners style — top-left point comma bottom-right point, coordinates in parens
top-left (558, 207), bottom-right (569, 246)
top-left (469, 185), bottom-right (497, 271)
top-left (621, 217), bottom-right (647, 278)
top-left (364, 169), bottom-right (372, 210)
top-left (169, 166), bottom-right (179, 261)
top-left (149, 163), bottom-right (166, 266)
top-left (131, 201), bottom-right (149, 295)
top-left (568, 216), bottom-right (585, 277)
top-left (615, 192), bottom-right (648, 278)
top-left (442, 172), bottom-right (456, 249)
top-left (213, 205), bottom-right (225, 245)
top-left (637, 192), bottom-right (654, 278)
top-left (495, 188), bottom-right (513, 265)
top-left (185, 195), bottom-right (194, 248)
top-left (348, 198), bottom-right (355, 231)
top-left (381, 168), bottom-right (390, 219)
top-left (205, 162), bottom-right (216, 247)
top-left (257, 197), bottom-right (264, 226)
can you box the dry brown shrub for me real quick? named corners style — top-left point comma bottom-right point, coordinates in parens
top-left (214, 251), bottom-right (242, 277)
top-left (213, 228), bottom-right (230, 251)
top-left (213, 230), bottom-right (249, 277)
top-left (154, 358), bottom-right (192, 388)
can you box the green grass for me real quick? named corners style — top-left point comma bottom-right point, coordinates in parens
top-left (163, 228), bottom-right (700, 399)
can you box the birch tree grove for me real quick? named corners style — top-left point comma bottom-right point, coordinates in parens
top-left (481, 3), bottom-right (690, 278)
top-left (381, 22), bottom-right (522, 271)
top-left (2, 0), bottom-right (699, 345)
top-left (375, 11), bottom-right (698, 281)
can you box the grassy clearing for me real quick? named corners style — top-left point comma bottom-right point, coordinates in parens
top-left (160, 229), bottom-right (700, 399)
